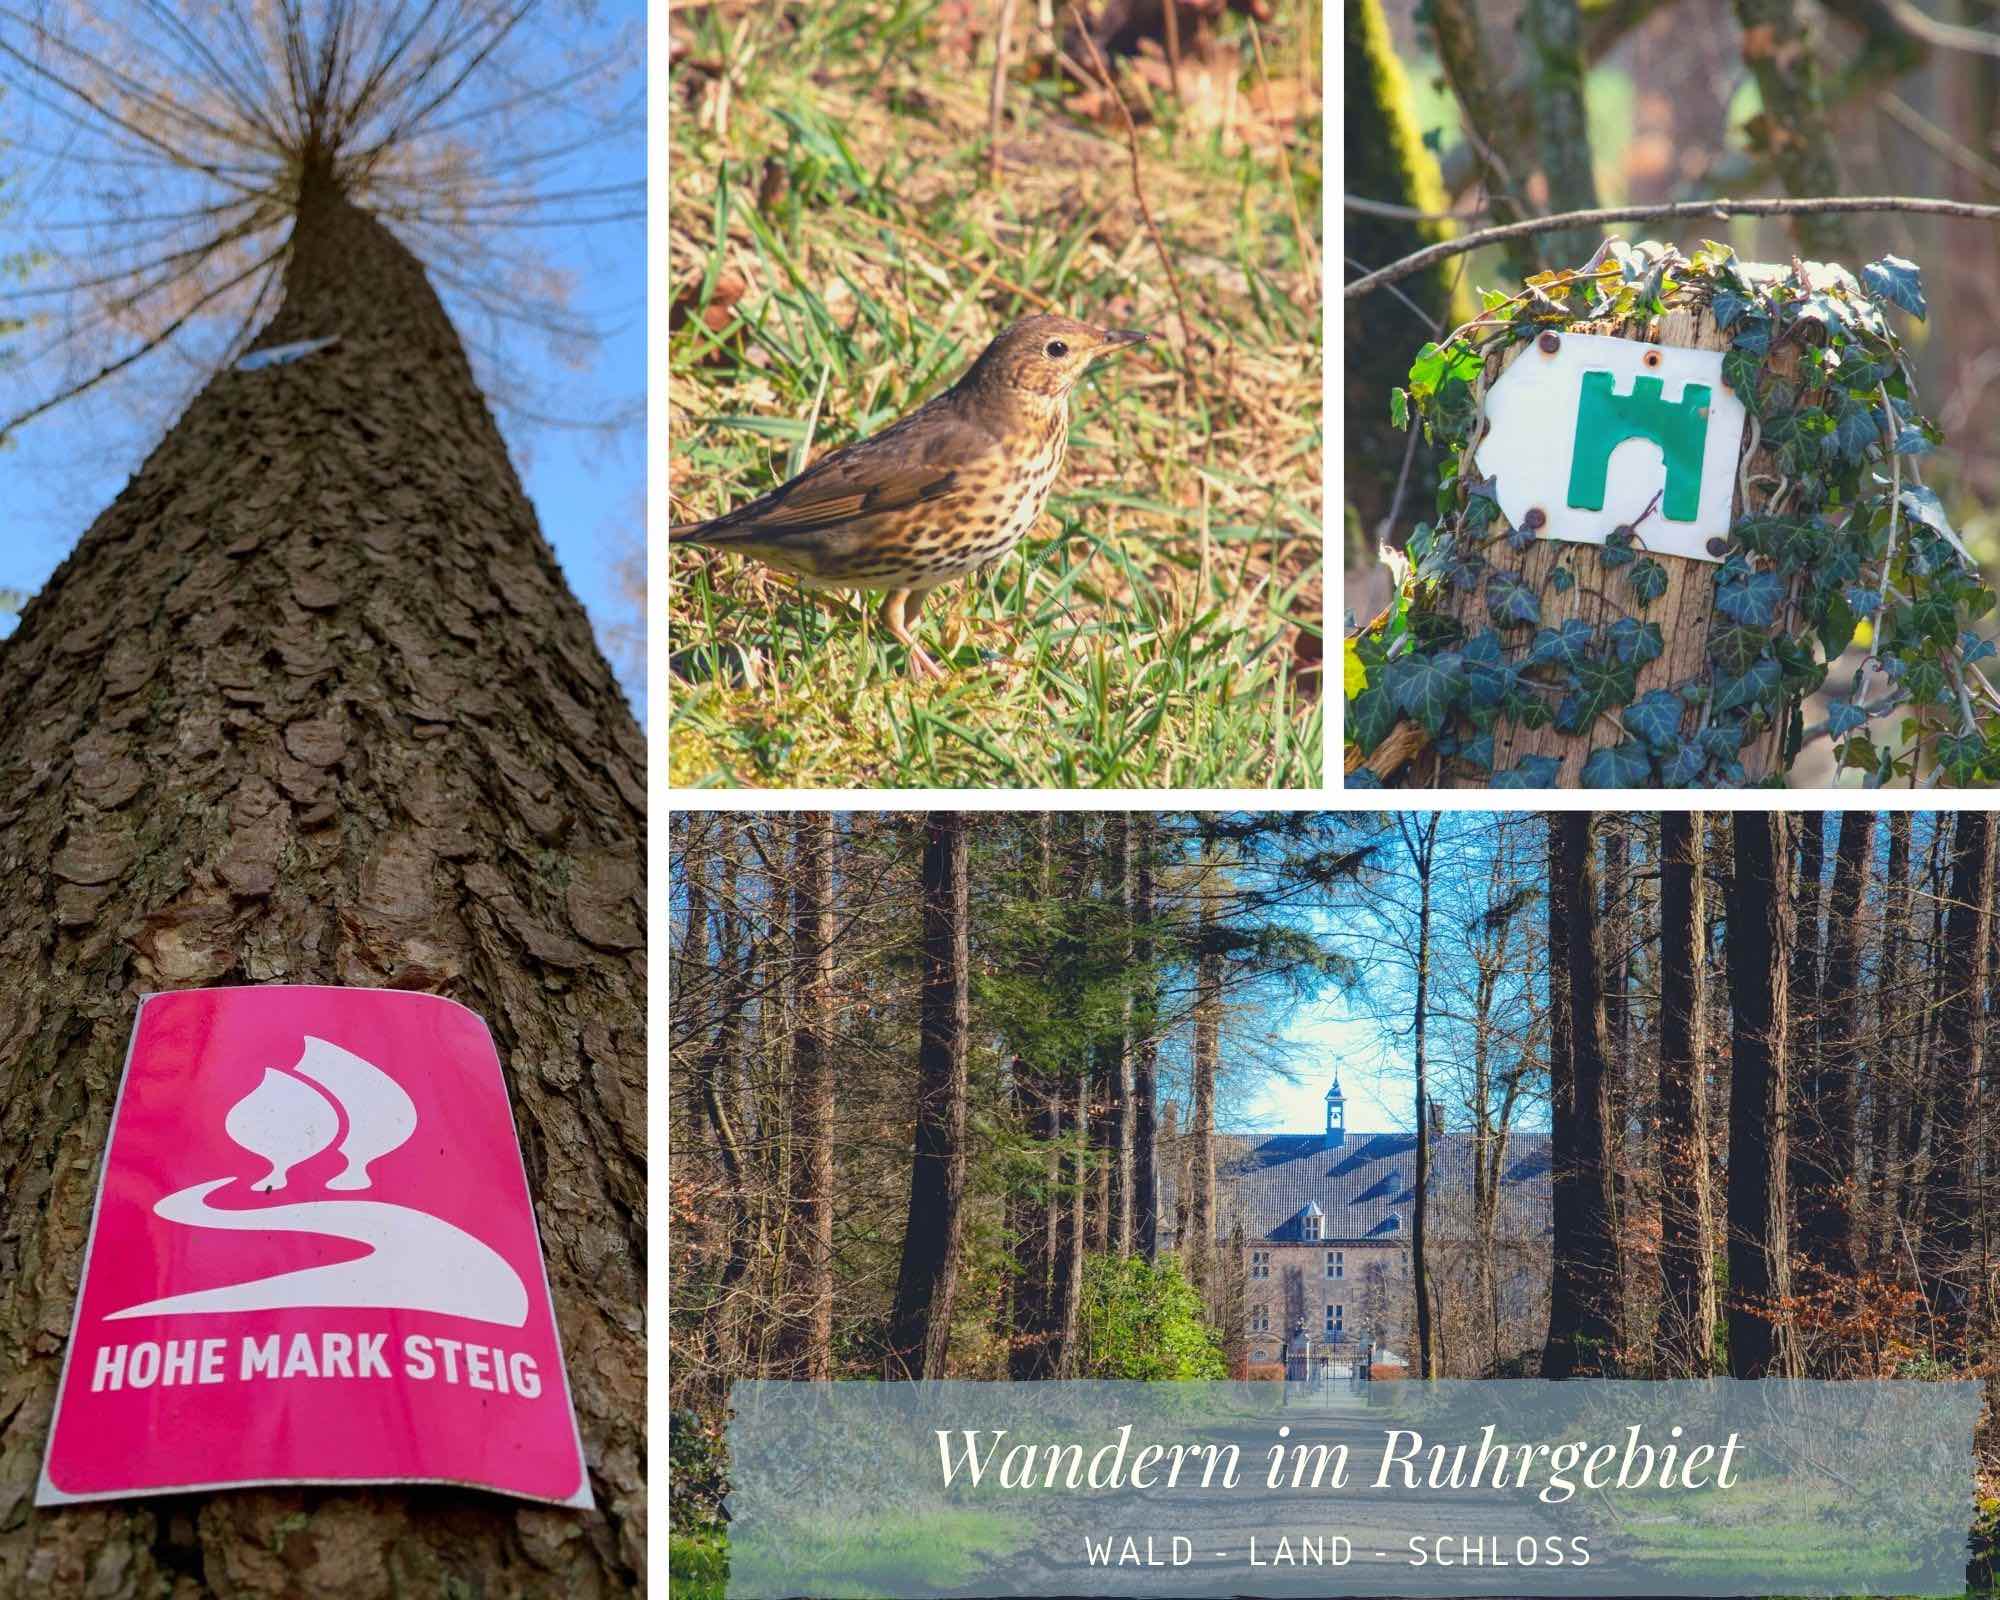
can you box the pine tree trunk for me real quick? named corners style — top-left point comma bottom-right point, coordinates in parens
top-left (0, 171), bottom-right (644, 1594)
top-left (1130, 818), bottom-right (1160, 1262)
top-left (1868, 812), bottom-right (1911, 1269)
top-left (1411, 828), bottom-right (1436, 1380)
top-left (1799, 810), bottom-right (1871, 1322)
top-left (885, 813), bottom-right (970, 1379)
top-left (1923, 812), bottom-right (1993, 1345)
top-left (1104, 815), bottom-right (1132, 1258)
top-left (1726, 812), bottom-right (1797, 1379)
top-left (1188, 869), bottom-right (1220, 1296)
top-left (1543, 812), bottom-right (1622, 1377)
top-left (1656, 810), bottom-right (1716, 1377)
top-left (777, 814), bottom-right (835, 1379)
top-left (1785, 814), bottom-right (1826, 1262)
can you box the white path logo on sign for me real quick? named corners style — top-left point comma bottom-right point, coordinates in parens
top-left (106, 1036), bottom-right (529, 1327)
top-left (1474, 330), bottom-right (1748, 564)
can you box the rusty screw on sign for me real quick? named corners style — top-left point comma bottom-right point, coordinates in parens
top-left (1524, 508), bottom-right (1547, 530)
top-left (1707, 537), bottom-right (1728, 557)
top-left (1538, 331), bottom-right (1561, 355)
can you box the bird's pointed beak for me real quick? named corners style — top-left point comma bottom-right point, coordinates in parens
top-left (1101, 329), bottom-right (1151, 350)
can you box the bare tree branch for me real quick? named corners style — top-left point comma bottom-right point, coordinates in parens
top-left (1346, 195), bottom-right (2000, 298)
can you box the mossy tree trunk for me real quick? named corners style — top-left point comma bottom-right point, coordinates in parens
top-left (1524, 0), bottom-right (1603, 268)
top-left (1343, 0), bottom-right (1461, 559)
top-left (0, 165), bottom-right (645, 1594)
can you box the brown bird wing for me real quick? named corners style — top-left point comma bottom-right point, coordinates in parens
top-left (671, 394), bottom-right (995, 557)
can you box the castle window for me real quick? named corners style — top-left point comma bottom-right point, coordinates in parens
top-left (1250, 1250), bottom-right (1270, 1279)
top-left (1326, 1250), bottom-right (1343, 1279)
top-left (1302, 1211), bottom-right (1321, 1242)
top-left (1325, 1303), bottom-right (1344, 1336)
top-left (1250, 1305), bottom-right (1270, 1334)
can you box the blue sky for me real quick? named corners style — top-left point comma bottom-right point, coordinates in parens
top-left (0, 1), bottom-right (645, 712)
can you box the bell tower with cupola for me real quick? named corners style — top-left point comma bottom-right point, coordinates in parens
top-left (1325, 1071), bottom-right (1346, 1149)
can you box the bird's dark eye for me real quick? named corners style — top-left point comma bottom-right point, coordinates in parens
top-left (1045, 339), bottom-right (1068, 358)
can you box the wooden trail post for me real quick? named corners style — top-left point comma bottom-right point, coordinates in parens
top-left (1358, 286), bottom-right (1819, 788)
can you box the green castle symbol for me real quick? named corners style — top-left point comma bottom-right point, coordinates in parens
top-left (1566, 371), bottom-right (1711, 523)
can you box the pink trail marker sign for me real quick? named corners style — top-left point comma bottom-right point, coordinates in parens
top-left (38, 985), bottom-right (593, 1509)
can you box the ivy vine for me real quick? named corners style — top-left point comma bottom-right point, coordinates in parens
top-left (1346, 239), bottom-right (2000, 788)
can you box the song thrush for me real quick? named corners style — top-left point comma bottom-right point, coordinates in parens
top-left (669, 314), bottom-right (1150, 680)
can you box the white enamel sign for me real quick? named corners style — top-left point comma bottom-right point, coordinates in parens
top-left (1474, 332), bottom-right (1747, 564)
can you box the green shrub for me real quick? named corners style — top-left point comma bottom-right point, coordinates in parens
top-left (1074, 1254), bottom-right (1228, 1380)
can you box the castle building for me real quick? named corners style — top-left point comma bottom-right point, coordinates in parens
top-left (1161, 1073), bottom-right (1553, 1373)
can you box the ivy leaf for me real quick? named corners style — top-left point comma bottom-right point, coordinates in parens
top-left (1845, 585), bottom-right (1883, 618)
top-left (1386, 651), bottom-right (1463, 735)
top-left (1458, 731), bottom-right (1496, 771)
top-left (1830, 396), bottom-right (1881, 463)
top-left (1492, 755), bottom-right (1561, 789)
top-left (1581, 740), bottom-right (1653, 788)
top-left (1623, 689), bottom-right (1686, 751)
top-left (1606, 618), bottom-right (1664, 668)
top-left (1528, 619), bottom-right (1595, 672)
top-left (1506, 520), bottom-right (1538, 553)
top-left (1567, 655), bottom-right (1639, 727)
top-left (1628, 559), bottom-right (1669, 608)
top-left (1702, 720), bottom-right (1748, 761)
top-left (1722, 348), bottom-right (1763, 410)
top-left (1600, 527), bottom-right (1638, 569)
top-left (1936, 733), bottom-right (1985, 783)
top-left (1348, 685), bottom-right (1396, 753)
top-left (1552, 567), bottom-right (1575, 594)
top-left (1962, 632), bottom-right (1998, 667)
top-left (1716, 569), bottom-right (1786, 627)
top-left (1905, 658), bottom-right (1947, 705)
top-left (1389, 388), bottom-right (1410, 429)
top-left (1894, 425), bottom-right (1935, 458)
top-left (1826, 698), bottom-right (1869, 737)
top-left (1485, 571), bottom-right (1541, 629)
top-left (1711, 288), bottom-right (1752, 329)
top-left (1911, 592), bottom-right (1957, 647)
top-left (1462, 631), bottom-right (1517, 709)
top-left (1714, 656), bottom-right (1781, 712)
top-left (1660, 742), bottom-right (1706, 786)
top-left (1731, 315), bottom-right (1773, 357)
top-left (1710, 621), bottom-right (1768, 676)
top-left (1861, 255), bottom-right (1927, 320)
top-left (1345, 767), bottom-right (1383, 789)
top-left (1900, 486), bottom-right (1963, 554)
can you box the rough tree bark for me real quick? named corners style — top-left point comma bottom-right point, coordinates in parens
top-left (1867, 810), bottom-right (1911, 1268)
top-left (1922, 811), bottom-right (1993, 1345)
top-left (1730, 0), bottom-right (1852, 259)
top-left (1656, 810), bottom-right (1716, 1377)
top-left (0, 165), bottom-right (645, 1595)
top-left (1542, 812), bottom-right (1623, 1378)
top-left (1726, 811), bottom-right (1797, 1379)
top-left (1187, 850), bottom-right (1221, 1298)
top-left (1785, 815), bottom-right (1826, 1249)
top-left (776, 814), bottom-right (835, 1380)
top-left (1401, 812), bottom-right (1440, 1380)
top-left (885, 813), bottom-right (970, 1379)
top-left (1130, 816), bottom-right (1160, 1263)
top-left (1798, 810), bottom-right (1872, 1314)
top-left (1524, 0), bottom-right (1603, 267)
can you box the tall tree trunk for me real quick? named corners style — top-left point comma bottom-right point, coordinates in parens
top-left (1729, 0), bottom-right (1851, 258)
top-left (1105, 815), bottom-right (1133, 1257)
top-left (1005, 1056), bottom-right (1052, 1379)
top-left (1725, 812), bottom-right (1797, 1379)
top-left (1922, 812), bottom-right (1994, 1347)
top-left (1868, 811), bottom-right (1911, 1268)
top-left (1523, 0), bottom-right (1603, 266)
top-left (1130, 816), bottom-right (1160, 1262)
top-left (1187, 851), bottom-right (1221, 1297)
top-left (1656, 810), bottom-right (1716, 1377)
top-left (1786, 813), bottom-right (1826, 1261)
top-left (1542, 812), bottom-right (1623, 1377)
top-left (885, 813), bottom-right (971, 1379)
top-left (1798, 810), bottom-right (1871, 1332)
top-left (1407, 816), bottom-right (1438, 1379)
top-left (777, 814), bottom-right (836, 1379)
top-left (0, 170), bottom-right (645, 1592)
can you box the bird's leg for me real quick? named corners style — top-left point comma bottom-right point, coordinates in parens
top-left (880, 588), bottom-right (945, 681)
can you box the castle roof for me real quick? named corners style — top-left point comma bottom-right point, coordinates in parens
top-left (1161, 1129), bottom-right (1552, 1247)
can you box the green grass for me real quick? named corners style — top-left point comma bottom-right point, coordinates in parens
top-left (668, 0), bottom-right (1323, 788)
top-left (669, 1531), bottom-right (728, 1600)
